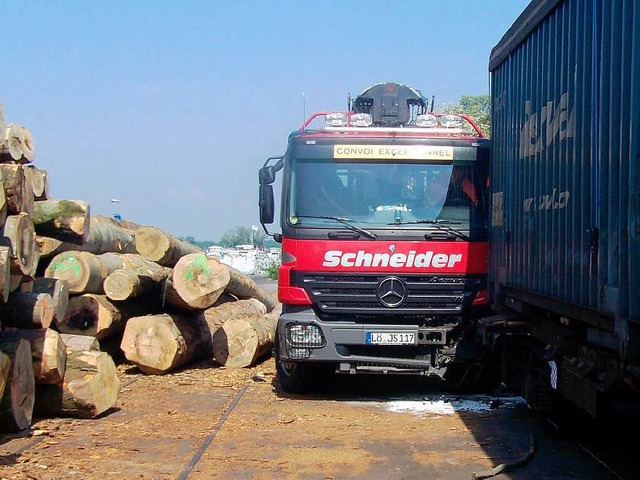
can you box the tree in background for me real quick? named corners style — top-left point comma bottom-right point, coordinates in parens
top-left (219, 225), bottom-right (267, 247)
top-left (181, 236), bottom-right (218, 249)
top-left (181, 226), bottom-right (275, 249)
top-left (441, 94), bottom-right (491, 138)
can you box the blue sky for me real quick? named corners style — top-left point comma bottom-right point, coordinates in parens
top-left (2, 1), bottom-right (530, 242)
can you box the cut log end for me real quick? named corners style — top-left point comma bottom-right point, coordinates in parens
top-left (120, 316), bottom-right (179, 374)
top-left (120, 313), bottom-right (213, 375)
top-left (212, 313), bottom-right (278, 369)
top-left (0, 351), bottom-right (10, 399)
top-left (103, 270), bottom-right (136, 301)
top-left (167, 253), bottom-right (230, 310)
top-left (0, 338), bottom-right (35, 432)
top-left (58, 294), bottom-right (120, 339)
top-left (44, 251), bottom-right (91, 293)
top-left (59, 333), bottom-right (101, 353)
top-left (36, 350), bottom-right (120, 419)
top-left (135, 227), bottom-right (172, 263)
top-left (66, 351), bottom-right (119, 418)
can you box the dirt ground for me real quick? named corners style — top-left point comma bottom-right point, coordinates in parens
top-left (0, 277), bottom-right (627, 479)
top-left (0, 351), bottom-right (624, 480)
top-left (0, 278), bottom-right (621, 480)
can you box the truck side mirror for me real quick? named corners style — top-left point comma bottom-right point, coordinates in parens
top-left (259, 184), bottom-right (275, 224)
top-left (259, 166), bottom-right (276, 185)
top-left (259, 157), bottom-right (284, 185)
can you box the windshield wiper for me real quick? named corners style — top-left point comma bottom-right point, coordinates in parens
top-left (389, 219), bottom-right (469, 241)
top-left (296, 215), bottom-right (378, 240)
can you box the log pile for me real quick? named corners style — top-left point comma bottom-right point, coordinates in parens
top-left (0, 101), bottom-right (281, 433)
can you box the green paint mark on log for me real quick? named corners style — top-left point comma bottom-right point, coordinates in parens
top-left (49, 253), bottom-right (81, 277)
top-left (185, 253), bottom-right (210, 282)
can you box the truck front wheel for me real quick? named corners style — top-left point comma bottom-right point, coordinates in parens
top-left (275, 337), bottom-right (330, 393)
top-left (276, 358), bottom-right (315, 393)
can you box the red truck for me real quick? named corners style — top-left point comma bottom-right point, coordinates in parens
top-left (259, 82), bottom-right (493, 392)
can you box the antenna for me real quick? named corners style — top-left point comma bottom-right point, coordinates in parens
top-left (302, 91), bottom-right (306, 121)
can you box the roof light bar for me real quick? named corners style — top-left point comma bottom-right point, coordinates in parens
top-left (325, 113), bottom-right (347, 127)
top-left (415, 114), bottom-right (438, 127)
top-left (350, 113), bottom-right (373, 127)
top-left (440, 114), bottom-right (463, 128)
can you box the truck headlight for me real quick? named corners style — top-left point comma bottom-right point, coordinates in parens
top-left (285, 323), bottom-right (326, 348)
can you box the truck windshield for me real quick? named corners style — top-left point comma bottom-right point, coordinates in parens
top-left (288, 159), bottom-right (487, 230)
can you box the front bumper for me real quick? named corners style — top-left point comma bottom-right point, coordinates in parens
top-left (277, 309), bottom-right (461, 376)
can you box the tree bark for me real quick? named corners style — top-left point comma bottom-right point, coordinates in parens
top-left (32, 277), bottom-right (69, 323)
top-left (0, 329), bottom-right (66, 384)
top-left (0, 106), bottom-right (5, 153)
top-left (96, 214), bottom-right (145, 233)
top-left (34, 350), bottom-right (119, 419)
top-left (163, 253), bottom-right (230, 311)
top-left (59, 333), bottom-right (101, 353)
top-left (0, 168), bottom-right (7, 226)
top-left (120, 312), bottom-right (213, 375)
top-left (8, 274), bottom-right (22, 294)
top-left (135, 226), bottom-right (201, 267)
top-left (0, 245), bottom-right (11, 304)
top-left (0, 291), bottom-right (55, 328)
top-left (24, 231), bottom-right (41, 281)
top-left (0, 338), bottom-right (35, 432)
top-left (0, 212), bottom-right (37, 275)
top-left (58, 293), bottom-right (160, 341)
top-left (23, 165), bottom-right (49, 201)
top-left (212, 291), bottom-right (239, 306)
top-left (31, 199), bottom-right (90, 244)
top-left (36, 214), bottom-right (139, 259)
top-left (212, 304), bottom-right (281, 368)
top-left (225, 265), bottom-right (276, 312)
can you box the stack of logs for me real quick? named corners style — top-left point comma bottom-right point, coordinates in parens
top-left (0, 101), bottom-right (280, 433)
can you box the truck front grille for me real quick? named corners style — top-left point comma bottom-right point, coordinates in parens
top-left (292, 272), bottom-right (483, 315)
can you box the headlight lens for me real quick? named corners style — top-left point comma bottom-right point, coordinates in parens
top-left (286, 323), bottom-right (325, 348)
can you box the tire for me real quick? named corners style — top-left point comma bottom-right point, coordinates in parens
top-left (274, 337), bottom-right (330, 394)
top-left (276, 357), bottom-right (315, 394)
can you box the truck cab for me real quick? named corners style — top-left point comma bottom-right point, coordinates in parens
top-left (259, 82), bottom-right (492, 393)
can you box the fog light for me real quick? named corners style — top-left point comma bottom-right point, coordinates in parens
top-left (286, 323), bottom-right (325, 348)
top-left (287, 347), bottom-right (311, 359)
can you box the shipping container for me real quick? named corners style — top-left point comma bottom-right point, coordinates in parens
top-left (488, 0), bottom-right (640, 416)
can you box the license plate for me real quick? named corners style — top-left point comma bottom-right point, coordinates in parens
top-left (366, 332), bottom-right (416, 345)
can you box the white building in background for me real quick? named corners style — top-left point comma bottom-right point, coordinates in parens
top-left (205, 245), bottom-right (225, 257)
top-left (205, 245), bottom-right (281, 276)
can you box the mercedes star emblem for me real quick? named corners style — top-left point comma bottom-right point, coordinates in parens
top-left (376, 276), bottom-right (407, 308)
